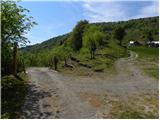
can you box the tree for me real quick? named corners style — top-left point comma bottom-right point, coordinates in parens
top-left (89, 42), bottom-right (97, 59)
top-left (1, 42), bottom-right (13, 76)
top-left (1, 1), bottom-right (37, 76)
top-left (13, 42), bottom-right (18, 75)
top-left (72, 20), bottom-right (89, 51)
top-left (48, 55), bottom-right (59, 70)
top-left (83, 26), bottom-right (104, 59)
top-left (114, 27), bottom-right (125, 46)
top-left (146, 31), bottom-right (153, 42)
top-left (17, 52), bottom-right (26, 73)
top-left (54, 56), bottom-right (58, 70)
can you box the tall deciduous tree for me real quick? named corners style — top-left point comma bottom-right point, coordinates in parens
top-left (72, 20), bottom-right (88, 51)
top-left (1, 1), bottom-right (37, 76)
top-left (146, 31), bottom-right (153, 42)
top-left (114, 27), bottom-right (125, 46)
top-left (83, 26), bottom-right (104, 59)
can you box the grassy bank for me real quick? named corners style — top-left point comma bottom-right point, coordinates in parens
top-left (129, 46), bottom-right (159, 79)
top-left (60, 41), bottom-right (129, 76)
top-left (1, 73), bottom-right (28, 119)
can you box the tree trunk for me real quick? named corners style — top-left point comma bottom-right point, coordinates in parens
top-left (55, 62), bottom-right (57, 70)
top-left (22, 60), bottom-right (26, 74)
top-left (54, 56), bottom-right (58, 71)
top-left (13, 42), bottom-right (17, 76)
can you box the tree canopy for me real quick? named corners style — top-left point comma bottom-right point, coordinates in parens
top-left (1, 0), bottom-right (37, 76)
top-left (113, 27), bottom-right (125, 46)
top-left (1, 0), bottom-right (37, 46)
top-left (83, 25), bottom-right (105, 59)
top-left (72, 20), bottom-right (89, 51)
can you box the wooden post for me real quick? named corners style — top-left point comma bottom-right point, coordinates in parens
top-left (13, 42), bottom-right (18, 76)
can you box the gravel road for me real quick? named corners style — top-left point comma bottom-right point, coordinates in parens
top-left (20, 51), bottom-right (158, 119)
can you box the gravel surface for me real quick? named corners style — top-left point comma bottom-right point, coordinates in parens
top-left (20, 51), bottom-right (158, 119)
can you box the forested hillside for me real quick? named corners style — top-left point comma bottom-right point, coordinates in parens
top-left (22, 16), bottom-right (158, 53)
top-left (94, 16), bottom-right (158, 44)
top-left (22, 34), bottom-right (69, 53)
top-left (22, 16), bottom-right (158, 73)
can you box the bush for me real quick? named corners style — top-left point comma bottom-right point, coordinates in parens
top-left (2, 74), bottom-right (28, 118)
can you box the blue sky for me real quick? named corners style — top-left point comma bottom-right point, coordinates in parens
top-left (19, 0), bottom-right (159, 45)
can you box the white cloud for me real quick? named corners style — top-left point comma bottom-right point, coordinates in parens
top-left (83, 1), bottom-right (127, 22)
top-left (82, 1), bottom-right (159, 23)
top-left (134, 1), bottom-right (159, 18)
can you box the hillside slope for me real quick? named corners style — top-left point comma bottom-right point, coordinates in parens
top-left (21, 16), bottom-right (158, 75)
top-left (21, 34), bottom-right (69, 53)
top-left (22, 16), bottom-right (158, 53)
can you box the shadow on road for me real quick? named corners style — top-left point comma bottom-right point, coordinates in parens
top-left (20, 84), bottom-right (54, 119)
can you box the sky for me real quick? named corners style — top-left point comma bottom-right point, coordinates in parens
top-left (18, 0), bottom-right (159, 45)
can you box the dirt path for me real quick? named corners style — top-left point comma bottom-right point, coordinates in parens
top-left (20, 68), bottom-right (100, 119)
top-left (20, 51), bottom-right (158, 119)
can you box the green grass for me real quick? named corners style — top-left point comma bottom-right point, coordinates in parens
top-left (1, 73), bottom-right (28, 119)
top-left (129, 46), bottom-right (158, 60)
top-left (76, 41), bottom-right (128, 70)
top-left (59, 41), bottom-right (129, 76)
top-left (129, 46), bottom-right (159, 79)
top-left (108, 93), bottom-right (158, 119)
top-left (143, 67), bottom-right (159, 79)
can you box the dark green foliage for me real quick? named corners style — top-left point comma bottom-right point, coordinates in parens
top-left (72, 20), bottom-right (89, 51)
top-left (48, 55), bottom-right (59, 70)
top-left (1, 42), bottom-right (13, 76)
top-left (1, 0), bottom-right (37, 76)
top-left (94, 16), bottom-right (158, 45)
top-left (114, 27), bottom-right (125, 46)
top-left (2, 74), bottom-right (28, 118)
top-left (13, 42), bottom-right (18, 75)
top-left (17, 53), bottom-right (26, 73)
top-left (145, 31), bottom-right (154, 42)
top-left (54, 56), bottom-right (59, 70)
top-left (1, 0), bottom-right (37, 45)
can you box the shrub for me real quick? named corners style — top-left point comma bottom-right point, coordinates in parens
top-left (2, 74), bottom-right (28, 118)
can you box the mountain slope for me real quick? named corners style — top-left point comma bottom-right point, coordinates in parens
top-left (21, 34), bottom-right (69, 53)
top-left (21, 16), bottom-right (158, 74)
top-left (22, 16), bottom-right (158, 53)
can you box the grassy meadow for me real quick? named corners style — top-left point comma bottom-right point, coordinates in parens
top-left (129, 46), bottom-right (159, 79)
